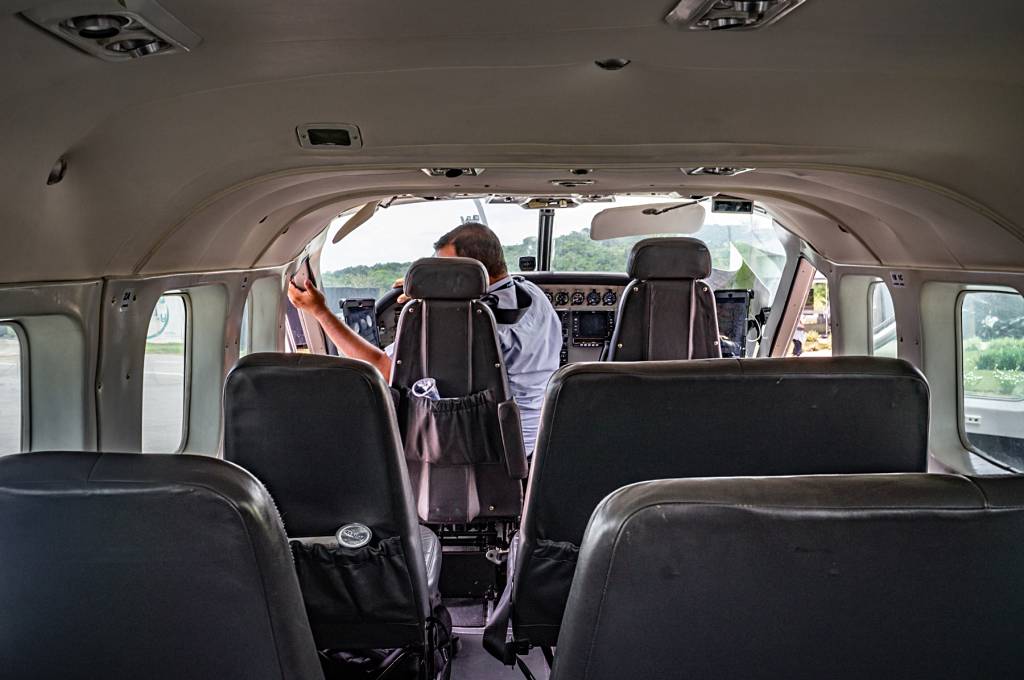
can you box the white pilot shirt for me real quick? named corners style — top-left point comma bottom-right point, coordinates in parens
top-left (386, 276), bottom-right (562, 453)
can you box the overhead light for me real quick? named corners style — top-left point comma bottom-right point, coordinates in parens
top-left (64, 14), bottom-right (129, 39)
top-left (712, 196), bottom-right (754, 214)
top-left (524, 197), bottom-right (580, 209)
top-left (550, 179), bottom-right (596, 188)
top-left (421, 168), bottom-right (485, 178)
top-left (21, 0), bottom-right (201, 62)
top-left (106, 37), bottom-right (168, 58)
top-left (665, 0), bottom-right (808, 31)
top-left (683, 167), bottom-right (755, 176)
top-left (296, 123), bottom-right (363, 149)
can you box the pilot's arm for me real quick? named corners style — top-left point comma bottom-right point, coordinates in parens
top-left (287, 281), bottom-right (393, 379)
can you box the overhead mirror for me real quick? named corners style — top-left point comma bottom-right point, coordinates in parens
top-left (590, 201), bottom-right (706, 241)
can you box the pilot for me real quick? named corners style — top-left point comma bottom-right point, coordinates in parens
top-left (287, 222), bottom-right (562, 453)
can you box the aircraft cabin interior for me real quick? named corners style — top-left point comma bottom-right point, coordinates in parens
top-left (1, 1), bottom-right (1023, 679)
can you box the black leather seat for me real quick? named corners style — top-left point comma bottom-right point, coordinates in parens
top-left (0, 451), bottom-right (323, 680)
top-left (485, 356), bottom-right (930, 661)
top-left (605, 237), bottom-right (722, 361)
top-left (552, 473), bottom-right (1024, 680)
top-left (391, 257), bottom-right (528, 524)
top-left (223, 353), bottom-right (446, 667)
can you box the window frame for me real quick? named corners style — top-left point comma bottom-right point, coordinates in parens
top-left (141, 292), bottom-right (192, 454)
top-left (955, 288), bottom-right (1024, 471)
top-left (239, 289), bottom-right (253, 359)
top-left (0, 321), bottom-right (30, 454)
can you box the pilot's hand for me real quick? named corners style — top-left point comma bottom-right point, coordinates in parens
top-left (393, 277), bottom-right (410, 304)
top-left (288, 279), bottom-right (327, 314)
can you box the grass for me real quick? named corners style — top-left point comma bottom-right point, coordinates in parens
top-left (964, 346), bottom-right (1024, 399)
top-left (145, 342), bottom-right (185, 355)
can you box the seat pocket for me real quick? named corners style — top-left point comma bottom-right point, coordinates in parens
top-left (524, 539), bottom-right (581, 626)
top-left (290, 536), bottom-right (420, 633)
top-left (402, 388), bottom-right (505, 465)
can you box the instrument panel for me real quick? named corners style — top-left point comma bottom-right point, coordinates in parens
top-left (539, 284), bottom-right (624, 365)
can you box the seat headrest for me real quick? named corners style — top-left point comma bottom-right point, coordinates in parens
top-left (627, 237), bottom-right (712, 279)
top-left (404, 257), bottom-right (488, 300)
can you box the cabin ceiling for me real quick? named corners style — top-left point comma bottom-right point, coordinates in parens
top-left (1, 0), bottom-right (1023, 282)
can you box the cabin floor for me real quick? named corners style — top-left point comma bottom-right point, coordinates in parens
top-left (450, 633), bottom-right (549, 680)
top-left (443, 594), bottom-right (549, 679)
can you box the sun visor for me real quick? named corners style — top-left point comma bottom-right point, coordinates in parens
top-left (590, 202), bottom-right (705, 241)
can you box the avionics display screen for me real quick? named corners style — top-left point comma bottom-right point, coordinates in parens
top-left (575, 311), bottom-right (611, 340)
top-left (715, 290), bottom-right (751, 358)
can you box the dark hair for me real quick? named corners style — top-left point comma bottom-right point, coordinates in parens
top-left (433, 222), bottom-right (508, 278)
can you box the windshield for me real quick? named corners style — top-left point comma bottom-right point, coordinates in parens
top-left (549, 197), bottom-right (787, 303)
top-left (322, 198), bottom-right (537, 298)
top-left (321, 195), bottom-right (789, 304)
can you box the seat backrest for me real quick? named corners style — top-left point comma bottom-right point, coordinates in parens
top-left (223, 353), bottom-right (431, 649)
top-left (606, 237), bottom-right (722, 361)
top-left (391, 257), bottom-right (527, 523)
top-left (509, 357), bottom-right (930, 647)
top-left (0, 451), bottom-right (323, 680)
top-left (552, 473), bottom-right (1024, 680)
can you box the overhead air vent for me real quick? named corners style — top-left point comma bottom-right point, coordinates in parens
top-left (21, 0), bottom-right (201, 61)
top-left (665, 0), bottom-right (808, 31)
top-left (550, 179), bottom-right (596, 189)
top-left (296, 123), bottom-right (363, 150)
top-left (421, 168), bottom-right (485, 178)
top-left (683, 166), bottom-right (755, 176)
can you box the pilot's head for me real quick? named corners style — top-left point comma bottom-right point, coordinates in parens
top-left (433, 222), bottom-right (508, 283)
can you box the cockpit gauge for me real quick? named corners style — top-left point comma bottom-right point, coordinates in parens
top-left (570, 290), bottom-right (586, 306)
top-left (544, 290), bottom-right (554, 305)
top-left (586, 290), bottom-right (601, 306)
top-left (603, 290), bottom-right (617, 306)
top-left (554, 291), bottom-right (570, 306)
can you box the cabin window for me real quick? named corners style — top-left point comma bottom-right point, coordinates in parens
top-left (239, 290), bottom-right (253, 358)
top-left (0, 323), bottom-right (23, 455)
top-left (960, 291), bottom-right (1024, 470)
top-left (142, 294), bottom-right (189, 452)
top-left (869, 282), bottom-right (897, 357)
top-left (788, 269), bottom-right (832, 357)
